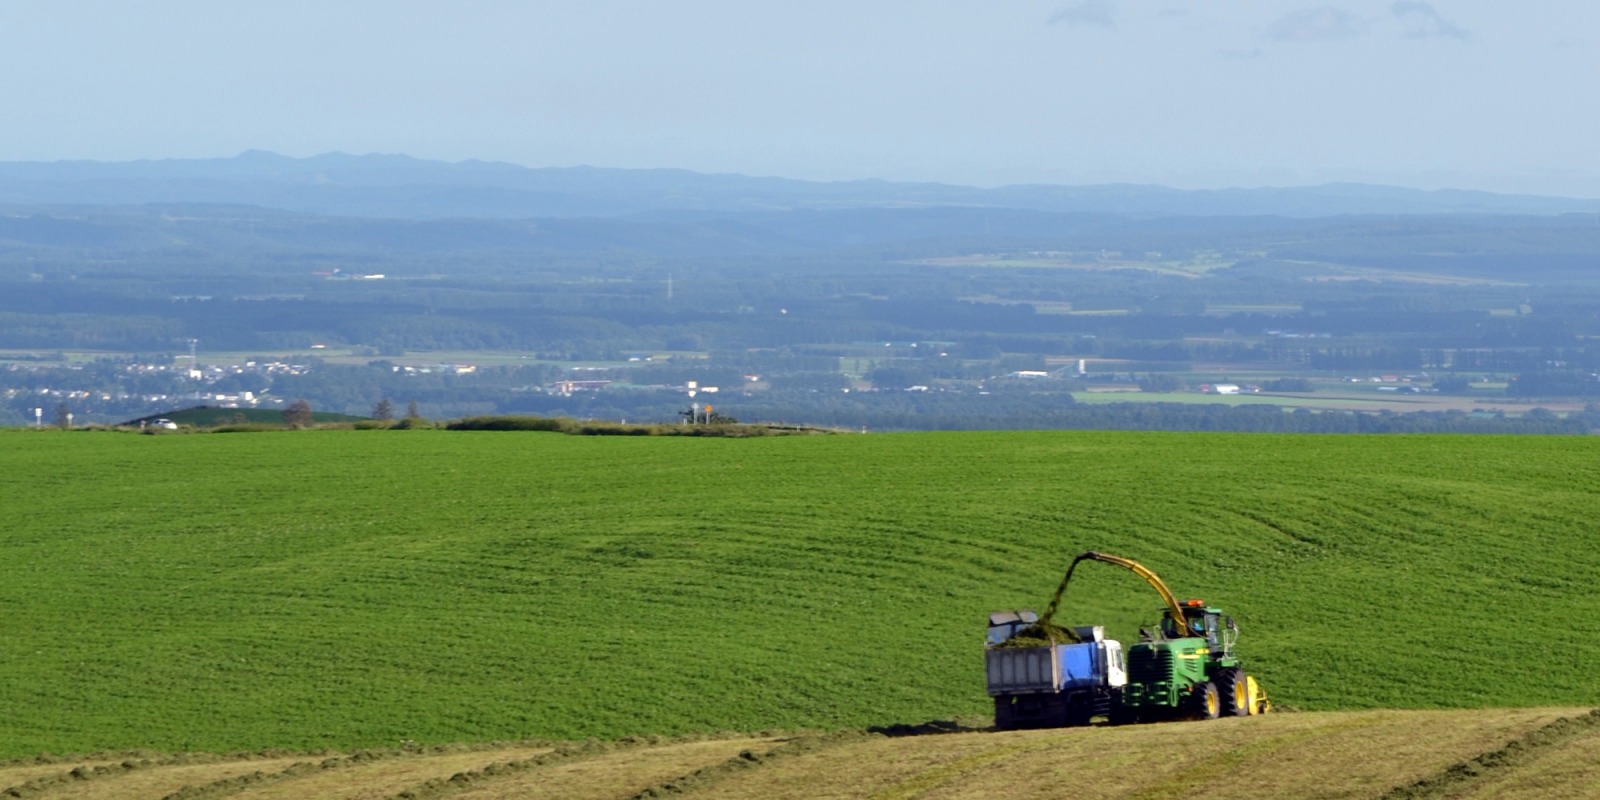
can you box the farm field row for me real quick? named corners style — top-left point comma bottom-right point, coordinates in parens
top-left (1, 428), bottom-right (1597, 759)
top-left (6, 709), bottom-right (1597, 799)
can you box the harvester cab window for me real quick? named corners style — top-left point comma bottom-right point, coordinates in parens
top-left (1168, 606), bottom-right (1208, 640)
top-left (1204, 613), bottom-right (1221, 652)
top-left (1160, 614), bottom-right (1180, 639)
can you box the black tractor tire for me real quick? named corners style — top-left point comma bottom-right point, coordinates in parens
top-left (1188, 681), bottom-right (1222, 721)
top-left (1217, 668), bottom-right (1250, 717)
top-left (1109, 706), bottom-right (1139, 726)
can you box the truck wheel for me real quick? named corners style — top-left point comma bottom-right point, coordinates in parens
top-left (1190, 682), bottom-right (1221, 720)
top-left (1217, 668), bottom-right (1250, 717)
top-left (993, 697), bottom-right (1017, 730)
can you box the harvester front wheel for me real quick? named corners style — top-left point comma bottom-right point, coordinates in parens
top-left (1217, 668), bottom-right (1250, 717)
top-left (1190, 681), bottom-right (1221, 721)
top-left (1247, 675), bottom-right (1271, 715)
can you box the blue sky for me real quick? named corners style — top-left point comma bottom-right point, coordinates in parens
top-left (3, 1), bottom-right (1597, 195)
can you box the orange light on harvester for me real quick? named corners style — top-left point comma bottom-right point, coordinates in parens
top-left (1184, 599), bottom-right (1205, 607)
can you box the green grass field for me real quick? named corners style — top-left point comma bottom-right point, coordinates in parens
top-left (1, 428), bottom-right (1597, 758)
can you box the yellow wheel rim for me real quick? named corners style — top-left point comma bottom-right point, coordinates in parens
top-left (1245, 676), bottom-right (1262, 715)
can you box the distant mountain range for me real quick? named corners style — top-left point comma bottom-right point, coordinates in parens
top-left (1, 151), bottom-right (1596, 220)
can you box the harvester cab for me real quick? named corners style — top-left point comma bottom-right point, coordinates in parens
top-left (1158, 600), bottom-right (1238, 659)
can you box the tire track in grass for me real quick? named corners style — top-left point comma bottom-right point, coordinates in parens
top-left (1378, 708), bottom-right (1600, 799)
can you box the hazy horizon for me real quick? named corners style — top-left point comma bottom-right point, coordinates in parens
top-left (4, 2), bottom-right (1597, 197)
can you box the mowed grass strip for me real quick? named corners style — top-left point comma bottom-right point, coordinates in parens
top-left (220, 744), bottom-right (556, 800)
top-left (5, 713), bottom-right (1586, 800)
top-left (687, 710), bottom-right (1576, 800)
top-left (1457, 716), bottom-right (1600, 799)
top-left (16, 755), bottom-right (311, 800)
top-left (0, 759), bottom-right (140, 791)
top-left (1, 430), bottom-right (1598, 756)
top-left (445, 737), bottom-right (778, 800)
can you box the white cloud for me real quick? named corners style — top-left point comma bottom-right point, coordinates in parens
top-left (1392, 1), bottom-right (1470, 41)
top-left (1050, 0), bottom-right (1115, 29)
top-left (1267, 6), bottom-right (1368, 42)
